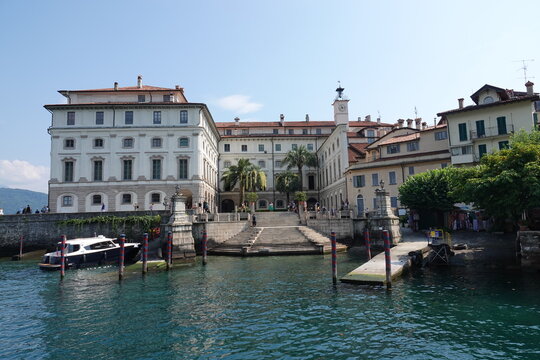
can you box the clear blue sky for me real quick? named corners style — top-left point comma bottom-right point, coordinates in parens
top-left (0, 0), bottom-right (538, 193)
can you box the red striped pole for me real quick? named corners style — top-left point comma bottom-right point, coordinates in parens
top-left (364, 229), bottom-right (372, 260)
top-left (202, 230), bottom-right (208, 266)
top-left (331, 231), bottom-right (337, 284)
top-left (19, 235), bottom-right (23, 260)
top-left (383, 230), bottom-right (392, 289)
top-left (142, 233), bottom-right (148, 274)
top-left (166, 231), bottom-right (172, 270)
top-left (119, 234), bottom-right (125, 280)
top-left (60, 234), bottom-right (66, 279)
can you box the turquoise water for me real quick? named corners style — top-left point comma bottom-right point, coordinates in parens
top-left (1, 254), bottom-right (539, 360)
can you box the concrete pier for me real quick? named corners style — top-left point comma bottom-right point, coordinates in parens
top-left (341, 241), bottom-right (428, 285)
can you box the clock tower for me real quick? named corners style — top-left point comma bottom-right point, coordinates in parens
top-left (332, 83), bottom-right (349, 127)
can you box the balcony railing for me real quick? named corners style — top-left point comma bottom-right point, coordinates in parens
top-left (470, 124), bottom-right (514, 140)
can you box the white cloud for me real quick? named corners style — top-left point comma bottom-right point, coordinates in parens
top-left (216, 95), bottom-right (263, 114)
top-left (0, 160), bottom-right (49, 193)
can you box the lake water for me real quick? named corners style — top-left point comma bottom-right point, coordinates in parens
top-left (1, 253), bottom-right (539, 359)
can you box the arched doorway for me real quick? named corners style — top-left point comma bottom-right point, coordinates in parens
top-left (307, 197), bottom-right (317, 211)
top-left (221, 199), bottom-right (235, 213)
top-left (356, 195), bottom-right (364, 216)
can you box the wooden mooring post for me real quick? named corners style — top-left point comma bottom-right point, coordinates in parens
top-left (142, 233), bottom-right (148, 274)
top-left (118, 234), bottom-right (125, 280)
top-left (202, 230), bottom-right (208, 266)
top-left (60, 234), bottom-right (66, 279)
top-left (364, 229), bottom-right (372, 260)
top-left (166, 231), bottom-right (172, 270)
top-left (383, 230), bottom-right (392, 290)
top-left (331, 231), bottom-right (337, 285)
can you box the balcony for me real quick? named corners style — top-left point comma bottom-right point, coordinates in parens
top-left (470, 124), bottom-right (514, 140)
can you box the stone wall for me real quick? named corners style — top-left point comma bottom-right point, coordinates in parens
top-left (0, 211), bottom-right (169, 256)
top-left (518, 231), bottom-right (540, 267)
top-left (192, 221), bottom-right (249, 250)
top-left (306, 219), bottom-right (354, 241)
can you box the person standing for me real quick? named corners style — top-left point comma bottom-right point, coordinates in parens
top-left (252, 214), bottom-right (257, 227)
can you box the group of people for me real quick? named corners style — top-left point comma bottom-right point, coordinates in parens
top-left (16, 205), bottom-right (49, 215)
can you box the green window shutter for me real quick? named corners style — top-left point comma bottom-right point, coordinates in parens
top-left (534, 113), bottom-right (538, 129)
top-left (497, 116), bottom-right (507, 135)
top-left (498, 141), bottom-right (509, 150)
top-left (475, 120), bottom-right (485, 137)
top-left (478, 144), bottom-right (487, 158)
top-left (458, 123), bottom-right (468, 141)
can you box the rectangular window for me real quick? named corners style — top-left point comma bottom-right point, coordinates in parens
top-left (407, 141), bottom-right (419, 151)
top-left (275, 160), bottom-right (282, 168)
top-left (307, 144), bottom-right (314, 151)
top-left (91, 195), bottom-right (102, 206)
top-left (275, 144), bottom-right (281, 151)
top-left (478, 144), bottom-right (487, 158)
top-left (163, 95), bottom-right (172, 102)
top-left (224, 161), bottom-right (231, 168)
top-left (178, 159), bottom-right (188, 179)
top-left (224, 144), bottom-right (230, 152)
top-left (95, 111), bottom-right (104, 125)
top-left (94, 138), bottom-right (103, 148)
top-left (441, 163), bottom-right (448, 168)
top-left (152, 159), bottom-right (161, 180)
top-left (225, 129), bottom-right (232, 135)
top-left (123, 160), bottom-right (132, 180)
top-left (475, 120), bottom-right (485, 137)
top-left (391, 197), bottom-right (398, 208)
top-left (302, 129), bottom-right (308, 135)
top-left (64, 161), bottom-right (74, 182)
top-left (371, 173), bottom-right (379, 186)
top-left (151, 193), bottom-right (160, 203)
top-left (258, 160), bottom-right (266, 168)
top-left (67, 112), bottom-right (75, 125)
top-left (62, 195), bottom-right (73, 207)
top-left (241, 145), bottom-right (247, 152)
top-left (123, 138), bottom-right (134, 148)
top-left (125, 111), bottom-right (133, 125)
top-left (93, 160), bottom-right (103, 181)
top-left (258, 144), bottom-right (265, 152)
top-left (497, 116), bottom-right (507, 135)
top-left (273, 129), bottom-right (279, 134)
top-left (458, 123), bottom-right (468, 141)
top-left (138, 95), bottom-right (145, 103)
top-left (64, 139), bottom-right (75, 149)
top-left (122, 194), bottom-right (132, 204)
top-left (288, 129), bottom-right (294, 135)
top-left (308, 175), bottom-right (315, 190)
top-left (292, 144), bottom-right (298, 150)
top-left (353, 175), bottom-right (365, 188)
top-left (389, 171), bottom-right (397, 185)
top-left (498, 141), bottom-right (509, 150)
top-left (153, 111), bottom-right (161, 124)
top-left (316, 128), bottom-right (322, 135)
top-left (408, 166), bottom-right (415, 175)
top-left (180, 110), bottom-right (188, 123)
top-left (151, 138), bottom-right (162, 148)
top-left (387, 144), bottom-right (400, 154)
top-left (242, 129), bottom-right (249, 135)
top-left (435, 131), bottom-right (448, 141)
top-left (178, 138), bottom-right (189, 147)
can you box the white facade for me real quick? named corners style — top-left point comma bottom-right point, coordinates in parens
top-left (47, 77), bottom-right (220, 213)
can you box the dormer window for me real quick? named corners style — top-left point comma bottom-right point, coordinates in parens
top-left (483, 96), bottom-right (494, 104)
top-left (163, 95), bottom-right (172, 102)
top-left (138, 95), bottom-right (145, 103)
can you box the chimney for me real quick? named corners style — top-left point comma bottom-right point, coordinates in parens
top-left (234, 117), bottom-right (240, 126)
top-left (365, 115), bottom-right (371, 122)
top-left (305, 114), bottom-right (310, 122)
top-left (137, 75), bottom-right (142, 89)
top-left (458, 98), bottom-right (464, 109)
top-left (377, 117), bottom-right (381, 124)
top-left (406, 119), bottom-right (413, 128)
top-left (422, 122), bottom-right (427, 130)
top-left (415, 118), bottom-right (421, 129)
top-left (526, 81), bottom-right (534, 96)
top-left (280, 114), bottom-right (285, 123)
top-left (114, 82), bottom-right (118, 91)
top-left (398, 119), bottom-right (404, 128)
top-left (175, 85), bottom-right (180, 90)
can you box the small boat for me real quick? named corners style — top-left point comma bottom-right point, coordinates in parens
top-left (39, 235), bottom-right (140, 270)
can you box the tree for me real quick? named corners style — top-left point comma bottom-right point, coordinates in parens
top-left (221, 159), bottom-right (267, 205)
top-left (282, 145), bottom-right (317, 190)
top-left (275, 171), bottom-right (300, 204)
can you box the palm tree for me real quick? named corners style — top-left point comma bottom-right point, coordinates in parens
top-left (282, 145), bottom-right (318, 190)
top-left (275, 171), bottom-right (300, 205)
top-left (221, 159), bottom-right (266, 205)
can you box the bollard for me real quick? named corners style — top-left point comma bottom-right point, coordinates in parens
top-left (142, 233), bottom-right (148, 274)
top-left (166, 231), bottom-right (172, 270)
top-left (19, 235), bottom-right (24, 261)
top-left (60, 234), bottom-right (66, 279)
top-left (330, 231), bottom-right (337, 285)
top-left (202, 230), bottom-right (208, 266)
top-left (119, 234), bottom-right (125, 280)
top-left (364, 229), bottom-right (372, 260)
top-left (383, 230), bottom-right (392, 290)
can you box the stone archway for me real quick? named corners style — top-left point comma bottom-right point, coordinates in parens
top-left (221, 199), bottom-right (235, 213)
top-left (307, 197), bottom-right (318, 211)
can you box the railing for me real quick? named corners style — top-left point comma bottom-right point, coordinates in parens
top-left (305, 210), bottom-right (354, 220)
top-left (192, 212), bottom-right (251, 223)
top-left (470, 124), bottom-right (514, 140)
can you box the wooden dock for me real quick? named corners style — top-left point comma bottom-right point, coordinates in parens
top-left (341, 241), bottom-right (429, 285)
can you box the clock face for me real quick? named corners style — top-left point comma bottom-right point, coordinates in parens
top-left (338, 104), bottom-right (346, 112)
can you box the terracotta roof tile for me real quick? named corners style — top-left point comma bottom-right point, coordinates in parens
top-left (62, 85), bottom-right (180, 93)
top-left (348, 121), bottom-right (394, 127)
top-left (379, 133), bottom-right (420, 145)
top-left (215, 121), bottom-right (335, 128)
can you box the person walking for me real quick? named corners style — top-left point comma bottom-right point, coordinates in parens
top-left (252, 214), bottom-right (257, 227)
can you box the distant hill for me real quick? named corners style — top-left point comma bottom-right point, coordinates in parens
top-left (0, 188), bottom-right (48, 215)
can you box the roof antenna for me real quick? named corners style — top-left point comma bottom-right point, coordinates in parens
top-left (514, 59), bottom-right (535, 81)
top-left (414, 106), bottom-right (418, 118)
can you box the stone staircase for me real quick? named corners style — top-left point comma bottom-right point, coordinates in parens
top-left (210, 212), bottom-right (348, 256)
